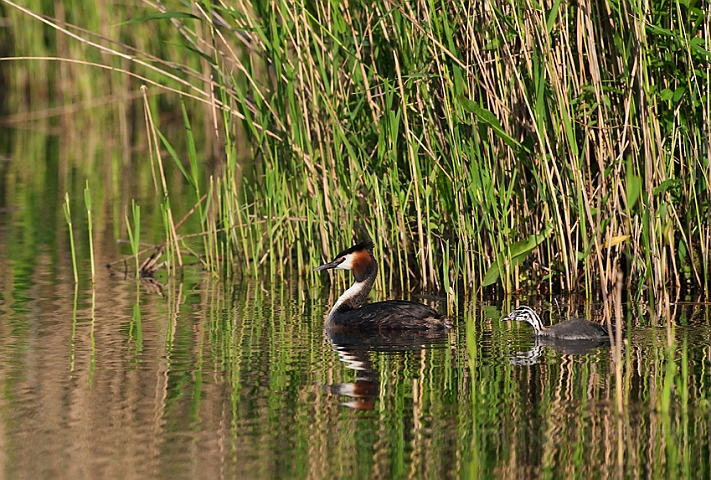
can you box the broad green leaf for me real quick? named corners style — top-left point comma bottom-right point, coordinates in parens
top-left (672, 87), bottom-right (685, 103)
top-left (117, 12), bottom-right (199, 27)
top-left (545, 0), bottom-right (563, 34)
top-left (482, 262), bottom-right (501, 287)
top-left (156, 130), bottom-right (193, 189)
top-left (626, 160), bottom-right (642, 210)
top-left (653, 178), bottom-right (682, 196)
top-left (482, 226), bottom-right (553, 287)
top-left (457, 95), bottom-right (530, 154)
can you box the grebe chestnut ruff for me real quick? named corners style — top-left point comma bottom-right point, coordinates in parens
top-left (315, 241), bottom-right (451, 331)
top-left (502, 305), bottom-right (613, 341)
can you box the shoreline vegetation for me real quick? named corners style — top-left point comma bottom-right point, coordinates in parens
top-left (2, 0), bottom-right (710, 299)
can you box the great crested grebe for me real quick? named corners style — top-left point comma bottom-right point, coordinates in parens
top-left (502, 305), bottom-right (613, 341)
top-left (315, 240), bottom-right (451, 331)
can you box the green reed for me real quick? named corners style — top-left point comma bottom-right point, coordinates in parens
top-left (84, 181), bottom-right (95, 282)
top-left (63, 192), bottom-right (79, 283)
top-left (125, 200), bottom-right (141, 277)
top-left (5, 0), bottom-right (711, 297)
top-left (176, 0), bottom-right (710, 296)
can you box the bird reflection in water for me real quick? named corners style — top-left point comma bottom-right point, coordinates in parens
top-left (508, 336), bottom-right (613, 365)
top-left (324, 329), bottom-right (452, 410)
top-left (503, 305), bottom-right (616, 365)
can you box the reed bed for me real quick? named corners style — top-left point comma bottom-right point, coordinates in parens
top-left (4, 0), bottom-right (710, 297)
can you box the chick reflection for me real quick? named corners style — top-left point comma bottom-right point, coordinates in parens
top-left (325, 329), bottom-right (451, 410)
top-left (508, 336), bottom-right (612, 365)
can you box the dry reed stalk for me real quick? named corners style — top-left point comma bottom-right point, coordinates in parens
top-left (9, 0), bottom-right (709, 294)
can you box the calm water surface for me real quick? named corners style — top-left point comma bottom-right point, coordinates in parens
top-left (0, 254), bottom-right (710, 479)
top-left (0, 121), bottom-right (707, 477)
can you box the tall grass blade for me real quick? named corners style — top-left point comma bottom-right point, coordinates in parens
top-left (63, 192), bottom-right (78, 284)
top-left (84, 181), bottom-right (95, 283)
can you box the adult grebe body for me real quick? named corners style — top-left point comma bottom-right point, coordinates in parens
top-left (502, 305), bottom-right (612, 341)
top-left (315, 241), bottom-right (451, 331)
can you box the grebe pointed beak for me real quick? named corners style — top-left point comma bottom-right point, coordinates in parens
top-left (314, 258), bottom-right (344, 271)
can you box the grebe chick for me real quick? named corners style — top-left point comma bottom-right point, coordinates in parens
top-left (315, 240), bottom-right (451, 331)
top-left (502, 305), bottom-right (612, 341)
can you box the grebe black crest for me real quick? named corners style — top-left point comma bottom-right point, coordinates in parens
top-left (502, 305), bottom-right (613, 341)
top-left (315, 240), bottom-right (451, 331)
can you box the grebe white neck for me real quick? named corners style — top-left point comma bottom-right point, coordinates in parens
top-left (327, 280), bottom-right (370, 321)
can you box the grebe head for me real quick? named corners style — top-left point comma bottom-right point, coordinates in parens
top-left (502, 305), bottom-right (546, 333)
top-left (315, 240), bottom-right (451, 331)
top-left (314, 240), bottom-right (377, 282)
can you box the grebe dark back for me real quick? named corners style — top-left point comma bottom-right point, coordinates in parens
top-left (315, 240), bottom-right (451, 331)
top-left (502, 305), bottom-right (613, 341)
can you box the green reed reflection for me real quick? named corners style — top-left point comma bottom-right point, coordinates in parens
top-left (0, 229), bottom-right (709, 479)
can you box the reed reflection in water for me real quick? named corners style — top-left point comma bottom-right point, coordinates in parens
top-left (0, 257), bottom-right (709, 478)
